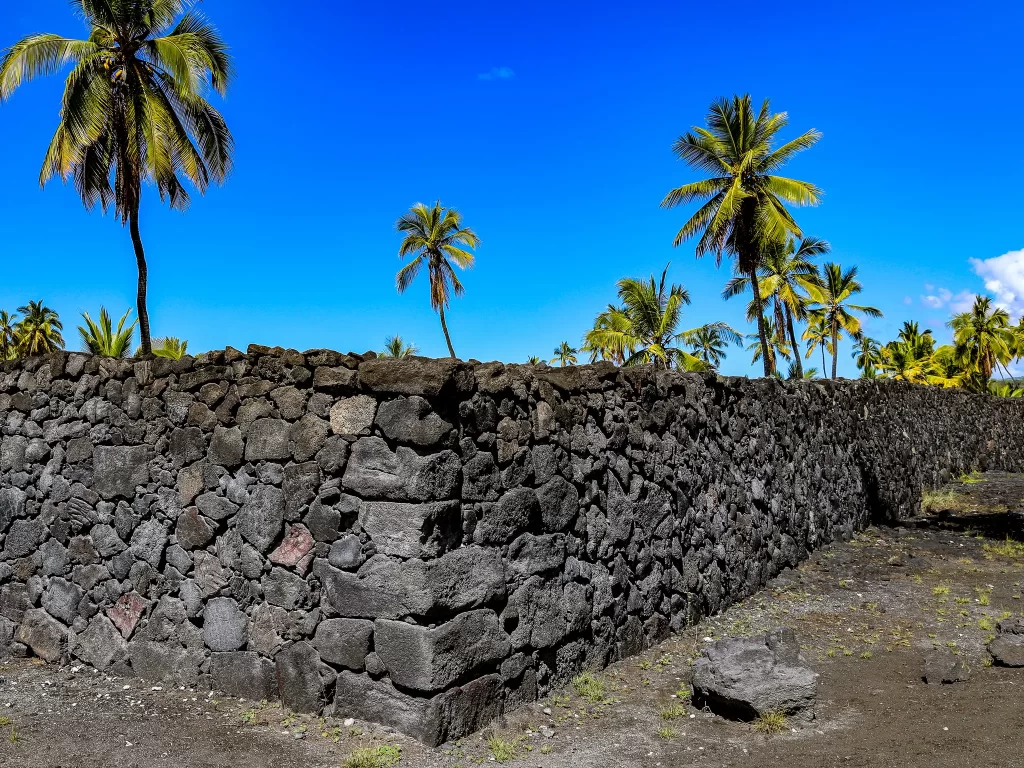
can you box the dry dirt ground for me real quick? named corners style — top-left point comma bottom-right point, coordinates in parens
top-left (2, 473), bottom-right (1024, 768)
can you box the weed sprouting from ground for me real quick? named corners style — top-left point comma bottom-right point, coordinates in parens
top-left (571, 671), bottom-right (608, 703)
top-left (486, 735), bottom-right (522, 763)
top-left (753, 710), bottom-right (788, 735)
top-left (984, 538), bottom-right (1024, 560)
top-left (958, 471), bottom-right (984, 485)
top-left (923, 489), bottom-right (964, 512)
top-left (340, 745), bottom-right (401, 768)
top-left (660, 703), bottom-right (687, 720)
top-left (656, 726), bottom-right (676, 739)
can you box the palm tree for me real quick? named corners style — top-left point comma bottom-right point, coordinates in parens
top-left (806, 263), bottom-right (882, 379)
top-left (78, 307), bottom-right (136, 358)
top-left (724, 236), bottom-right (828, 378)
top-left (878, 340), bottom-right (936, 385)
top-left (582, 264), bottom-right (709, 370)
top-left (550, 342), bottom-right (578, 367)
top-left (949, 295), bottom-right (1017, 390)
top-left (803, 316), bottom-right (833, 374)
top-left (395, 201), bottom-right (479, 359)
top-left (16, 300), bottom-right (64, 355)
top-left (851, 334), bottom-right (882, 379)
top-left (138, 336), bottom-right (188, 359)
top-left (526, 355), bottom-right (542, 365)
top-left (0, 2), bottom-right (234, 355)
top-left (785, 360), bottom-right (818, 379)
top-left (746, 315), bottom-right (791, 371)
top-left (661, 94), bottom-right (822, 376)
top-left (679, 323), bottom-right (742, 369)
top-left (380, 335), bottom-right (418, 358)
top-left (0, 311), bottom-right (18, 361)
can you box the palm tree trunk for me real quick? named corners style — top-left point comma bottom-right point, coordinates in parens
top-left (785, 307), bottom-right (802, 378)
top-left (750, 269), bottom-right (772, 377)
top-left (821, 342), bottom-right (826, 374)
top-left (129, 206), bottom-right (152, 356)
top-left (831, 326), bottom-right (839, 379)
top-left (439, 305), bottom-right (456, 358)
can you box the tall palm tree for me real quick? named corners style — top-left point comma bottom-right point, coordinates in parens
top-left (806, 263), bottom-right (882, 379)
top-left (949, 295), bottom-right (1016, 390)
top-left (745, 315), bottom-right (791, 371)
top-left (851, 334), bottom-right (882, 379)
top-left (0, 311), bottom-right (18, 361)
top-left (803, 316), bottom-right (833, 374)
top-left (723, 236), bottom-right (828, 378)
top-left (679, 323), bottom-right (742, 369)
top-left (661, 94), bottom-right (822, 376)
top-left (16, 300), bottom-right (64, 355)
top-left (78, 307), bottom-right (136, 357)
top-left (380, 335), bottom-right (418, 358)
top-left (550, 342), bottom-right (578, 367)
top-left (582, 264), bottom-right (709, 370)
top-left (0, 1), bottom-right (234, 354)
top-left (395, 201), bottom-right (479, 358)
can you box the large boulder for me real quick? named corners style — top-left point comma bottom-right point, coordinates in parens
top-left (923, 650), bottom-right (969, 684)
top-left (691, 628), bottom-right (818, 720)
top-left (989, 617), bottom-right (1024, 667)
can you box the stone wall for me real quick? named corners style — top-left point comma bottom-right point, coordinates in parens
top-left (0, 348), bottom-right (1022, 745)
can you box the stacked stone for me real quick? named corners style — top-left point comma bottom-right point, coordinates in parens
top-left (0, 348), bottom-right (1022, 746)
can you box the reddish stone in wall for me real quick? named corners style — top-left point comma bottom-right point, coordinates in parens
top-left (269, 524), bottom-right (315, 572)
top-left (107, 592), bottom-right (149, 639)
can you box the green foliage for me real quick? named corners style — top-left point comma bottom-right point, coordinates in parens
top-left (949, 295), bottom-right (1017, 390)
top-left (752, 710), bottom-right (788, 735)
top-left (805, 263), bottom-right (882, 379)
top-left (661, 94), bottom-right (821, 376)
top-left (0, 1), bottom-right (235, 354)
top-left (136, 337), bottom-right (189, 360)
top-left (340, 745), bottom-right (401, 768)
top-left (570, 671), bottom-right (608, 703)
top-left (486, 736), bottom-right (522, 763)
top-left (15, 300), bottom-right (65, 356)
top-left (380, 335), bottom-right (418, 358)
top-left (78, 307), bottom-right (136, 358)
top-left (395, 201), bottom-right (478, 358)
top-left (550, 341), bottom-right (578, 366)
top-left (582, 264), bottom-right (720, 370)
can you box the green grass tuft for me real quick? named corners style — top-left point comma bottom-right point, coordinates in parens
top-left (753, 710), bottom-right (788, 735)
top-left (341, 745), bottom-right (401, 768)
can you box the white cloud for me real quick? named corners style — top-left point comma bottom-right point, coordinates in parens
top-left (477, 66), bottom-right (515, 81)
top-left (920, 286), bottom-right (973, 312)
top-left (970, 249), bottom-right (1024, 317)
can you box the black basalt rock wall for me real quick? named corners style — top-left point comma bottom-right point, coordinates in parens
top-left (0, 348), bottom-right (1021, 745)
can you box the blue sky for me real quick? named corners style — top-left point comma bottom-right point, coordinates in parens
top-left (1, 1), bottom-right (1022, 377)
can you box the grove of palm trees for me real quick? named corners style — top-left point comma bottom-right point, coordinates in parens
top-left (0, 2), bottom-right (1020, 400)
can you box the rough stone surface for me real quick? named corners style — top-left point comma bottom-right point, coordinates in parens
top-left (211, 652), bottom-right (278, 700)
top-left (312, 618), bottom-right (373, 670)
top-left (0, 351), bottom-right (1021, 746)
top-left (691, 628), bottom-right (819, 720)
top-left (923, 650), bottom-right (970, 684)
top-left (203, 597), bottom-right (248, 652)
top-left (375, 610), bottom-right (511, 693)
top-left (16, 609), bottom-right (68, 662)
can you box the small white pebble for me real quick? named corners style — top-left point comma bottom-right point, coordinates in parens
top-left (344, 718), bottom-right (355, 727)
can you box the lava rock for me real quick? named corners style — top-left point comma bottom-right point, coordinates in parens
top-left (691, 627), bottom-right (819, 720)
